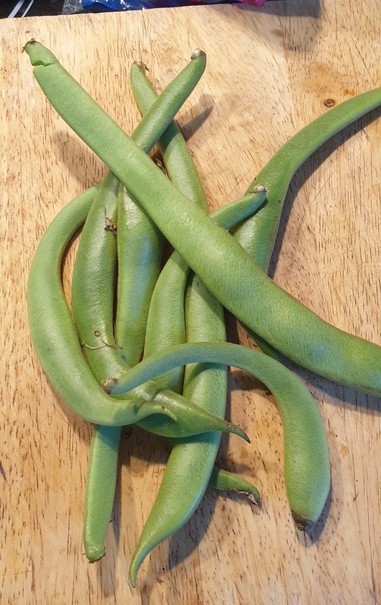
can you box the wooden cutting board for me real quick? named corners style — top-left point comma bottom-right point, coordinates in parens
top-left (1, 2), bottom-right (381, 603)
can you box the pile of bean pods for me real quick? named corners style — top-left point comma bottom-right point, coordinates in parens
top-left (25, 40), bottom-right (381, 586)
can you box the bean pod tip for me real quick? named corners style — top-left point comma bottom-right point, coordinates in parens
top-left (23, 39), bottom-right (57, 67)
top-left (191, 48), bottom-right (206, 60)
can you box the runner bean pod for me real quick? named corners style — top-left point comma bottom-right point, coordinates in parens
top-left (234, 88), bottom-right (381, 272)
top-left (25, 40), bottom-right (381, 395)
top-left (26, 188), bottom-right (177, 426)
top-left (70, 184), bottom-right (249, 438)
top-left (129, 64), bottom-right (256, 581)
top-left (129, 272), bottom-right (230, 585)
top-left (112, 341), bottom-right (331, 530)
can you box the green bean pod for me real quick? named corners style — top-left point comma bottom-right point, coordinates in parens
top-left (208, 467), bottom-right (260, 505)
top-left (129, 272), bottom-right (228, 585)
top-left (70, 182), bottom-right (249, 439)
top-left (112, 341), bottom-right (331, 530)
top-left (26, 188), bottom-right (177, 427)
top-left (234, 93), bottom-right (381, 273)
top-left (143, 188), bottom-right (266, 393)
top-left (129, 66), bottom-right (267, 582)
top-left (232, 89), bottom-right (381, 355)
top-left (25, 42), bottom-right (381, 391)
top-left (75, 187), bottom-right (252, 560)
top-left (114, 50), bottom-right (206, 361)
top-left (115, 184), bottom-right (164, 365)
top-left (130, 60), bottom-right (224, 564)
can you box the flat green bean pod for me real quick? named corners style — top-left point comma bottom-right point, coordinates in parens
top-left (25, 40), bottom-right (381, 395)
top-left (27, 188), bottom-right (177, 426)
top-left (112, 341), bottom-right (331, 531)
top-left (130, 65), bottom-right (265, 583)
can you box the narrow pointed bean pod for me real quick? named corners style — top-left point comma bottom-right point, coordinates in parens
top-left (25, 41), bottom-right (381, 395)
top-left (129, 64), bottom-right (265, 583)
top-left (129, 61), bottom-right (223, 585)
top-left (208, 467), bottom-right (260, 505)
top-left (112, 341), bottom-right (331, 530)
top-left (129, 272), bottom-right (228, 585)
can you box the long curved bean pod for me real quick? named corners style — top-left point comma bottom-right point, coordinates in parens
top-left (232, 86), bottom-right (381, 355)
top-left (27, 188), bottom-right (178, 426)
top-left (112, 341), bottom-right (330, 529)
top-left (77, 181), bottom-right (249, 560)
top-left (71, 175), bottom-right (122, 562)
top-left (233, 91), bottom-right (381, 272)
top-left (130, 66), bottom-right (264, 583)
top-left (25, 42), bottom-right (381, 393)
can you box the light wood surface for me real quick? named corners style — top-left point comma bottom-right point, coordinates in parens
top-left (1, 1), bottom-right (381, 603)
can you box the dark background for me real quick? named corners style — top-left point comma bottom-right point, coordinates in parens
top-left (1, 1), bottom-right (67, 17)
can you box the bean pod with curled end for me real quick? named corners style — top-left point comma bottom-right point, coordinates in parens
top-left (112, 341), bottom-right (331, 531)
top-left (129, 62), bottom-right (263, 584)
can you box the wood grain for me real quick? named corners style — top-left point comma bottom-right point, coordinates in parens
top-left (1, 1), bottom-right (381, 603)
